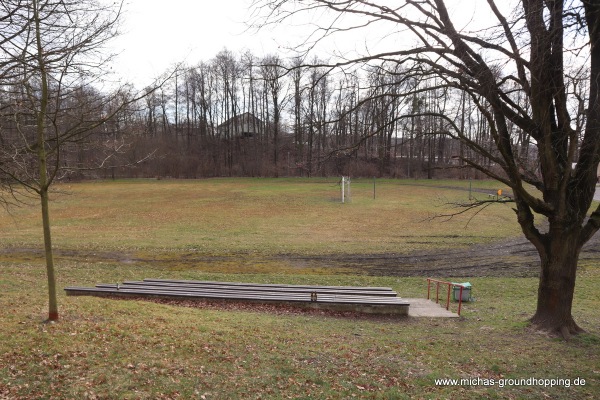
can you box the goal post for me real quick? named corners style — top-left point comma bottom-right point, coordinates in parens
top-left (341, 176), bottom-right (351, 203)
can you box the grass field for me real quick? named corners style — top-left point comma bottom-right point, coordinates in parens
top-left (1, 178), bottom-right (599, 399)
top-left (0, 178), bottom-right (520, 257)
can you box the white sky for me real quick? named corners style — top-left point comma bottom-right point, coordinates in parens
top-left (110, 0), bottom-right (280, 87)
top-left (108, 0), bottom-right (504, 88)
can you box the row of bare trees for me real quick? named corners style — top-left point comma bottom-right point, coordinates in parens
top-left (1, 29), bottom-right (540, 182)
top-left (1, 46), bottom-right (540, 182)
top-left (56, 49), bottom-right (534, 180)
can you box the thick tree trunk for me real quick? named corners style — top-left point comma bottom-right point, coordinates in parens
top-left (530, 227), bottom-right (584, 338)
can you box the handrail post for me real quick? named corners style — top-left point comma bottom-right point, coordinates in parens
top-left (435, 282), bottom-right (440, 304)
top-left (445, 284), bottom-right (451, 310)
top-left (427, 279), bottom-right (431, 300)
top-left (457, 286), bottom-right (464, 316)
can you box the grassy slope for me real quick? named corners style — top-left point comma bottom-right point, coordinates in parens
top-left (1, 179), bottom-right (598, 399)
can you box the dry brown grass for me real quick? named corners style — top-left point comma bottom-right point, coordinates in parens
top-left (0, 178), bottom-right (521, 259)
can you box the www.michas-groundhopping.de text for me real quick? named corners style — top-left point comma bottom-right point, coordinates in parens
top-left (435, 376), bottom-right (586, 388)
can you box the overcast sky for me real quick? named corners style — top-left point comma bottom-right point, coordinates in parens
top-left (108, 0), bottom-right (498, 88)
top-left (110, 0), bottom-right (279, 87)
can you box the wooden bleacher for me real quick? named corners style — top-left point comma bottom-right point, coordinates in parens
top-left (65, 279), bottom-right (410, 315)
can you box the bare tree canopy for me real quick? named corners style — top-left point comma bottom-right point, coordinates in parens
top-left (251, 0), bottom-right (600, 338)
top-left (0, 0), bottom-right (152, 321)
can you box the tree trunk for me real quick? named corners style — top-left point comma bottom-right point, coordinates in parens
top-left (530, 225), bottom-right (584, 338)
top-left (40, 186), bottom-right (59, 321)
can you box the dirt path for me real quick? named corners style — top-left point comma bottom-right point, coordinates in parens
top-left (2, 232), bottom-right (599, 278)
top-left (289, 233), bottom-right (600, 277)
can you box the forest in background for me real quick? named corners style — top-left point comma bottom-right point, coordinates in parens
top-left (1, 47), bottom-right (538, 180)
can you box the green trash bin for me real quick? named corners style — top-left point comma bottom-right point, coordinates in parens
top-left (452, 282), bottom-right (472, 302)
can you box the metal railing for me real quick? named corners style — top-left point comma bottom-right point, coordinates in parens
top-left (426, 278), bottom-right (467, 316)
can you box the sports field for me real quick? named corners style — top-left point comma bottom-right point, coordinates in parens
top-left (0, 178), bottom-right (521, 272)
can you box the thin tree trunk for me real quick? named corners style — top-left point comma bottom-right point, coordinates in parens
top-left (40, 186), bottom-right (58, 321)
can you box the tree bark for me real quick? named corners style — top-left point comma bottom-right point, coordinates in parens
top-left (531, 225), bottom-right (584, 338)
top-left (40, 186), bottom-right (58, 321)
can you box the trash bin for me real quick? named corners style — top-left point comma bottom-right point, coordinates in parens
top-left (452, 282), bottom-right (472, 302)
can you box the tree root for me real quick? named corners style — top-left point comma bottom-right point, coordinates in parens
top-left (529, 315), bottom-right (585, 340)
top-left (560, 325), bottom-right (571, 341)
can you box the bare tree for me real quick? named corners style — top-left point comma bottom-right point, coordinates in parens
top-left (260, 54), bottom-right (287, 173)
top-left (0, 0), bottom-right (160, 321)
top-left (252, 0), bottom-right (600, 338)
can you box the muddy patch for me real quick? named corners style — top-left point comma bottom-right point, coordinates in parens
top-left (284, 233), bottom-right (600, 277)
top-left (2, 233), bottom-right (599, 278)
